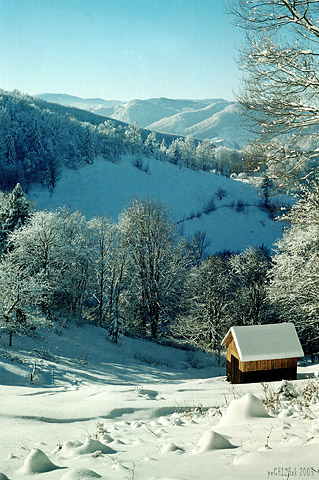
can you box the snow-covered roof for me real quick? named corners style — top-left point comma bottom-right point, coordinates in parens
top-left (221, 323), bottom-right (304, 362)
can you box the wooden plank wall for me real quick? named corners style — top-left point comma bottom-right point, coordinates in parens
top-left (225, 334), bottom-right (240, 363)
top-left (241, 357), bottom-right (298, 372)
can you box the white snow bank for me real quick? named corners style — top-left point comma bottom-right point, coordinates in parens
top-left (19, 448), bottom-right (61, 474)
top-left (60, 468), bottom-right (102, 479)
top-left (192, 430), bottom-right (235, 453)
top-left (218, 393), bottom-right (269, 427)
top-left (234, 451), bottom-right (264, 466)
top-left (58, 438), bottom-right (117, 459)
top-left (161, 442), bottom-right (183, 453)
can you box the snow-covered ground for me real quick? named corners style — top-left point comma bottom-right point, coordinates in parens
top-left (0, 324), bottom-right (318, 480)
top-left (29, 155), bottom-right (282, 254)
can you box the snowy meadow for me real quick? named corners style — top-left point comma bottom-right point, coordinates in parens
top-left (0, 324), bottom-right (318, 480)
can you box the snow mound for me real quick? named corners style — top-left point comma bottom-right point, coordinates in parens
top-left (99, 433), bottom-right (114, 443)
top-left (60, 468), bottom-right (102, 479)
top-left (219, 394), bottom-right (269, 427)
top-left (161, 442), bottom-right (183, 453)
top-left (19, 448), bottom-right (61, 474)
top-left (58, 438), bottom-right (116, 458)
top-left (192, 430), bottom-right (235, 453)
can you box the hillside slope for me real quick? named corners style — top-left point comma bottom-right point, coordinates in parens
top-left (29, 154), bottom-right (281, 254)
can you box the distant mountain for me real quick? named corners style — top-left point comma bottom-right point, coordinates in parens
top-left (36, 94), bottom-right (252, 148)
top-left (110, 98), bottom-right (221, 128)
top-left (147, 102), bottom-right (249, 149)
top-left (35, 93), bottom-right (122, 117)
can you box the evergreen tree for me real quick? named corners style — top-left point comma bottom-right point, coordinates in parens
top-left (144, 132), bottom-right (159, 157)
top-left (108, 316), bottom-right (124, 344)
top-left (5, 134), bottom-right (16, 165)
top-left (83, 126), bottom-right (95, 164)
top-left (167, 139), bottom-right (182, 166)
top-left (29, 118), bottom-right (43, 156)
top-left (2, 183), bottom-right (31, 238)
top-left (124, 122), bottom-right (143, 154)
top-left (260, 174), bottom-right (274, 209)
top-left (43, 139), bottom-right (59, 191)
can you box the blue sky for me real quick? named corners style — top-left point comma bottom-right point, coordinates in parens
top-left (0, 0), bottom-right (242, 101)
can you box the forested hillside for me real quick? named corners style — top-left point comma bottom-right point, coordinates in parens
top-left (0, 90), bottom-right (247, 192)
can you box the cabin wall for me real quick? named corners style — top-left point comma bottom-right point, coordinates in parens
top-left (240, 357), bottom-right (297, 372)
top-left (229, 357), bottom-right (298, 384)
top-left (238, 359), bottom-right (298, 383)
top-left (225, 334), bottom-right (240, 381)
top-left (225, 336), bottom-right (239, 363)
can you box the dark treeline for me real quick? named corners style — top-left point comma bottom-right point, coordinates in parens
top-left (0, 90), bottom-right (245, 192)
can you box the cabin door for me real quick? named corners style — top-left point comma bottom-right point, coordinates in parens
top-left (231, 355), bottom-right (240, 383)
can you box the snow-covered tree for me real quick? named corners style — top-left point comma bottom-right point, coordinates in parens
top-left (171, 255), bottom-right (232, 352)
top-left (124, 122), bottom-right (143, 154)
top-left (43, 139), bottom-right (59, 191)
top-left (83, 125), bottom-right (96, 164)
top-left (188, 230), bottom-right (211, 266)
top-left (230, 0), bottom-right (319, 189)
top-left (0, 209), bottom-right (93, 322)
top-left (119, 199), bottom-right (189, 339)
top-left (268, 180), bottom-right (319, 354)
top-left (0, 258), bottom-right (34, 346)
top-left (2, 183), bottom-right (32, 243)
top-left (108, 316), bottom-right (124, 344)
top-left (167, 139), bottom-right (183, 167)
top-left (195, 139), bottom-right (214, 171)
top-left (5, 134), bottom-right (16, 165)
top-left (28, 118), bottom-right (43, 157)
top-left (88, 216), bottom-right (120, 324)
top-left (144, 131), bottom-right (159, 157)
top-left (260, 174), bottom-right (274, 210)
top-left (230, 246), bottom-right (272, 326)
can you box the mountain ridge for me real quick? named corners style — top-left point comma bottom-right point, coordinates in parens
top-left (35, 93), bottom-right (251, 148)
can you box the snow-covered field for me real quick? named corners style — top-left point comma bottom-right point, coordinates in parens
top-left (29, 155), bottom-right (281, 254)
top-left (0, 325), bottom-right (318, 480)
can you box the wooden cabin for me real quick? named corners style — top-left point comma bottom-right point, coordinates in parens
top-left (221, 323), bottom-right (304, 384)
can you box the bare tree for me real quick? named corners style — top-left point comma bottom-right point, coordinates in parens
top-left (119, 199), bottom-right (189, 339)
top-left (229, 0), bottom-right (319, 189)
top-left (171, 255), bottom-right (232, 353)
